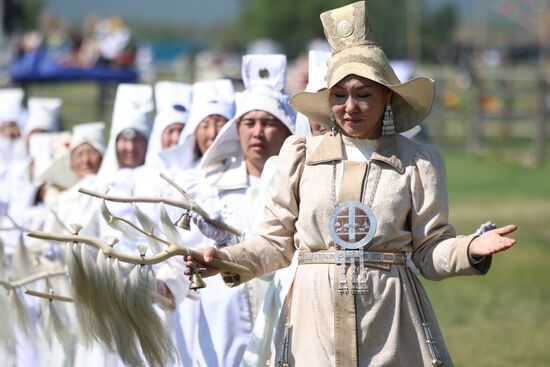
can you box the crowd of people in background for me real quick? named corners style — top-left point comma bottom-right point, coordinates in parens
top-left (13, 12), bottom-right (136, 69)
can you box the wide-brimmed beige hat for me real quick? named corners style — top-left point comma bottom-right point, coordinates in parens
top-left (290, 1), bottom-right (435, 133)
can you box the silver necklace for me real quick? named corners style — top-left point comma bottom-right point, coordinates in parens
top-left (328, 138), bottom-right (382, 294)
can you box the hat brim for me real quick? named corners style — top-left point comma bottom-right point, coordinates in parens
top-left (290, 65), bottom-right (435, 133)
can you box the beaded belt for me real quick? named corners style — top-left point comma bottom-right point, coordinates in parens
top-left (298, 250), bottom-right (406, 265)
top-left (299, 250), bottom-right (406, 294)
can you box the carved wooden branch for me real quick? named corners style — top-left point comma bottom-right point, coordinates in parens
top-left (102, 205), bottom-right (168, 246)
top-left (159, 173), bottom-right (243, 239)
top-left (0, 268), bottom-right (68, 291)
top-left (27, 231), bottom-right (250, 275)
top-left (78, 187), bottom-right (243, 237)
top-left (24, 288), bottom-right (73, 303)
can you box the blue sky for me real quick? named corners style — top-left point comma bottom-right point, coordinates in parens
top-left (44, 0), bottom-right (241, 26)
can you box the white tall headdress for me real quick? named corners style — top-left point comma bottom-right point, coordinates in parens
top-left (295, 50), bottom-right (331, 137)
top-left (145, 81), bottom-right (193, 167)
top-left (241, 54), bottom-right (286, 95)
top-left (161, 79), bottom-right (235, 171)
top-left (235, 54), bottom-right (295, 132)
top-left (25, 97), bottom-right (62, 134)
top-left (201, 55), bottom-right (295, 168)
top-left (99, 83), bottom-right (153, 177)
top-left (70, 122), bottom-right (106, 154)
top-left (0, 88), bottom-right (25, 127)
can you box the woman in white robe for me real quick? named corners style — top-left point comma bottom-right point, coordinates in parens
top-left (152, 79), bottom-right (236, 367)
top-left (186, 54), bottom-right (296, 367)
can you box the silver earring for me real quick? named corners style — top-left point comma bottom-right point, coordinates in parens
top-left (382, 104), bottom-right (395, 136)
top-left (329, 113), bottom-right (337, 136)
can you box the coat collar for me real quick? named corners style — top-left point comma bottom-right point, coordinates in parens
top-left (306, 133), bottom-right (404, 174)
top-left (204, 154), bottom-right (249, 191)
top-left (305, 133), bottom-right (344, 164)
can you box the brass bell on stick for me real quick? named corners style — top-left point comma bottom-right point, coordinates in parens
top-left (176, 210), bottom-right (191, 231)
top-left (189, 263), bottom-right (206, 291)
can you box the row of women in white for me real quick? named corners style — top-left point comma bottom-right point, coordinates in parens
top-left (0, 51), bottom-right (417, 366)
top-left (0, 51), bottom-right (338, 367)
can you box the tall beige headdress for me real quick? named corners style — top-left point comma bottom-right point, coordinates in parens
top-left (290, 1), bottom-right (435, 133)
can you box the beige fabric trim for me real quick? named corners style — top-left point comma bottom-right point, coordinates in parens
top-left (339, 161), bottom-right (367, 201)
top-left (333, 160), bottom-right (368, 366)
top-left (306, 133), bottom-right (344, 165)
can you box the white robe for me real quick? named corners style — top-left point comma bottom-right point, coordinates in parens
top-left (188, 156), bottom-right (272, 367)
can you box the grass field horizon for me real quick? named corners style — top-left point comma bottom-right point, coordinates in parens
top-left (425, 149), bottom-right (550, 367)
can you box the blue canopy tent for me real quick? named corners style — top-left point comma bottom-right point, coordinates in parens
top-left (10, 46), bottom-right (138, 83)
top-left (9, 46), bottom-right (139, 122)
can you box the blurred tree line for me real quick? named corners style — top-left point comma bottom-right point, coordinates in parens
top-left (222, 0), bottom-right (458, 61)
top-left (2, 0), bottom-right (44, 34)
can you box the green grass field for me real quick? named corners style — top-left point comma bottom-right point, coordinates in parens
top-left (425, 149), bottom-right (550, 367)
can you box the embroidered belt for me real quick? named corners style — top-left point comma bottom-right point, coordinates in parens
top-left (298, 250), bottom-right (406, 265)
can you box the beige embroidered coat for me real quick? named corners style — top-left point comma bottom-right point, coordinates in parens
top-left (222, 133), bottom-right (491, 367)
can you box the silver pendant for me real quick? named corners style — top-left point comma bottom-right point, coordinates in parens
top-left (329, 202), bottom-right (377, 295)
top-left (328, 201), bottom-right (377, 250)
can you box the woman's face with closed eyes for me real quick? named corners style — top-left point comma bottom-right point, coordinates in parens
top-left (329, 74), bottom-right (392, 139)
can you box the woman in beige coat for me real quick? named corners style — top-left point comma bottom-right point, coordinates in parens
top-left (187, 2), bottom-right (517, 366)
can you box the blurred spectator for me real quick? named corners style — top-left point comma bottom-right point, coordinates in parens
top-left (13, 12), bottom-right (136, 70)
top-left (95, 16), bottom-right (136, 68)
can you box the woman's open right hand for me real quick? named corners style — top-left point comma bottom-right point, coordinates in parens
top-left (184, 247), bottom-right (230, 278)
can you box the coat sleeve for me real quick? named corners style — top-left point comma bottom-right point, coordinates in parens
top-left (221, 136), bottom-right (306, 285)
top-left (410, 144), bottom-right (491, 281)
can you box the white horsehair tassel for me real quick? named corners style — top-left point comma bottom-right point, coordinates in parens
top-left (70, 223), bottom-right (83, 235)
